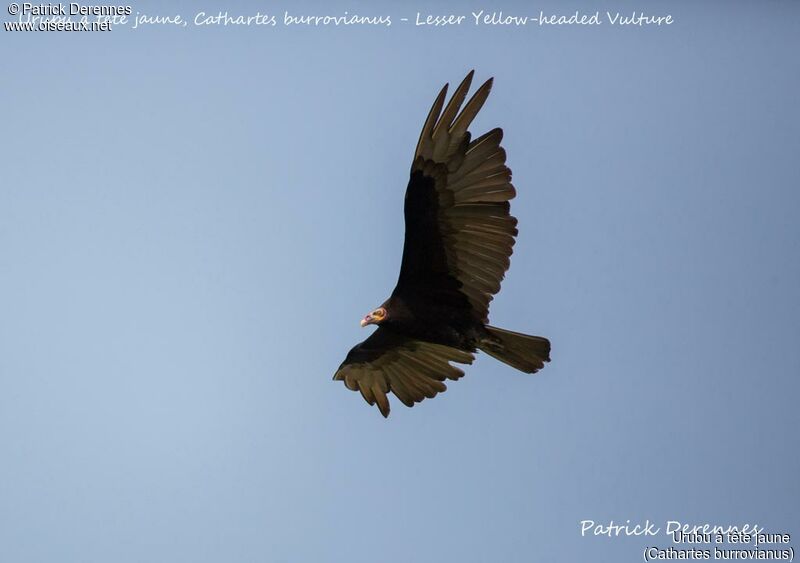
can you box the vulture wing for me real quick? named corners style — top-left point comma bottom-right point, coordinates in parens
top-left (392, 71), bottom-right (518, 322)
top-left (333, 327), bottom-right (474, 417)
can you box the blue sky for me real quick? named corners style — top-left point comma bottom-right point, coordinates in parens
top-left (1, 1), bottom-right (798, 561)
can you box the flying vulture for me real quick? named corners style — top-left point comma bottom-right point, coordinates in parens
top-left (333, 71), bottom-right (551, 417)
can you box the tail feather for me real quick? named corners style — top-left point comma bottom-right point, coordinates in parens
top-left (478, 325), bottom-right (551, 374)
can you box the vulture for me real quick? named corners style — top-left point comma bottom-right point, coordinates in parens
top-left (333, 71), bottom-right (551, 417)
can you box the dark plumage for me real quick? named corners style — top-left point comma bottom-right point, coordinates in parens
top-left (333, 71), bottom-right (551, 417)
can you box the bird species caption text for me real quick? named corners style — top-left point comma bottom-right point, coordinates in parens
top-left (580, 520), bottom-right (794, 561)
top-left (4, 4), bottom-right (674, 32)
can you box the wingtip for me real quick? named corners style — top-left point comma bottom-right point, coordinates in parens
top-left (436, 82), bottom-right (450, 106)
top-left (457, 71), bottom-right (475, 93)
top-left (468, 70), bottom-right (491, 88)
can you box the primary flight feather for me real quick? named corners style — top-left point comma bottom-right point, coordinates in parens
top-left (333, 71), bottom-right (551, 417)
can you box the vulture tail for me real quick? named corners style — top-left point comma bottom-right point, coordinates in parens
top-left (478, 325), bottom-right (551, 374)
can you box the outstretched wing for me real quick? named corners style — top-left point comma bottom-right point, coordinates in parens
top-left (393, 71), bottom-right (518, 323)
top-left (333, 327), bottom-right (474, 417)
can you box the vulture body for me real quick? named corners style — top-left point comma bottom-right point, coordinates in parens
top-left (334, 71), bottom-right (551, 417)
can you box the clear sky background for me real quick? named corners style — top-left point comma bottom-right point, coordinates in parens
top-left (1, 1), bottom-right (798, 561)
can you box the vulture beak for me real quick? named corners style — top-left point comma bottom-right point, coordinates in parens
top-left (360, 315), bottom-right (371, 327)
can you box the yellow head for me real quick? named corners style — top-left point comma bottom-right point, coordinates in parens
top-left (360, 307), bottom-right (387, 327)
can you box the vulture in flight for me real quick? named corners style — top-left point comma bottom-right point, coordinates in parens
top-left (333, 71), bottom-right (551, 417)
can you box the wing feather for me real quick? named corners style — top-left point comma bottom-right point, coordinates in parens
top-left (414, 84), bottom-right (449, 163)
top-left (333, 327), bottom-right (475, 417)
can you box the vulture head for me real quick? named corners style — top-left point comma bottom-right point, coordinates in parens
top-left (360, 307), bottom-right (387, 327)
